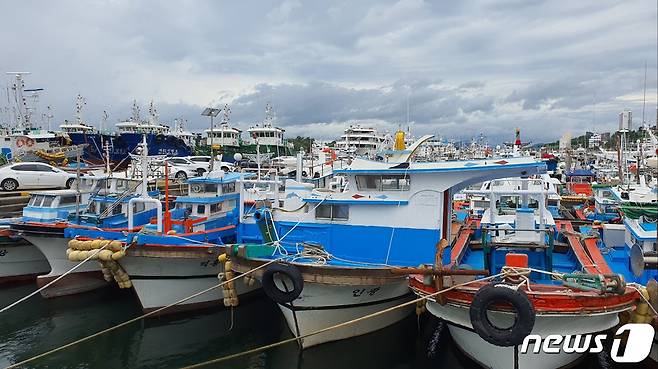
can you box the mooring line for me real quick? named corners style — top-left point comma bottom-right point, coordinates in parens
top-left (4, 257), bottom-right (284, 369)
top-left (0, 243), bottom-right (110, 314)
top-left (181, 271), bottom-right (505, 369)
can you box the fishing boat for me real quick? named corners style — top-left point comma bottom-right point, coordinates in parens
top-left (411, 179), bottom-right (640, 369)
top-left (203, 104), bottom-right (242, 162)
top-left (10, 175), bottom-right (160, 297)
top-left (1, 72), bottom-right (83, 164)
top-left (67, 170), bottom-right (259, 314)
top-left (228, 149), bottom-right (546, 348)
top-left (0, 218), bottom-right (49, 284)
top-left (67, 100), bottom-right (192, 165)
top-left (0, 179), bottom-right (101, 283)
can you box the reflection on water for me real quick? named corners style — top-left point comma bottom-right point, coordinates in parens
top-left (0, 283), bottom-right (619, 369)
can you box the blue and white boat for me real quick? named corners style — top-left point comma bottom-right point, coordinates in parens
top-left (11, 175), bottom-right (160, 297)
top-left (229, 153), bottom-right (546, 348)
top-left (0, 178), bottom-right (99, 283)
top-left (413, 180), bottom-right (639, 369)
top-left (69, 170), bottom-right (260, 314)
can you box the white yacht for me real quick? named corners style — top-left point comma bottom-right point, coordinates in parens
top-left (335, 124), bottom-right (384, 157)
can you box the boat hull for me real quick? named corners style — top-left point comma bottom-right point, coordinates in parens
top-left (276, 279), bottom-right (413, 348)
top-left (23, 234), bottom-right (106, 298)
top-left (426, 300), bottom-right (624, 369)
top-left (0, 241), bottom-right (50, 283)
top-left (119, 247), bottom-right (259, 314)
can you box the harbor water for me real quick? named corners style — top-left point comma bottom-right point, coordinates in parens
top-left (0, 283), bottom-right (633, 369)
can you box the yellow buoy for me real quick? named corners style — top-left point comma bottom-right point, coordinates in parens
top-left (91, 239), bottom-right (103, 249)
top-left (111, 250), bottom-right (126, 260)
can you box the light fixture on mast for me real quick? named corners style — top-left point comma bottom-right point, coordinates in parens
top-left (201, 107), bottom-right (221, 171)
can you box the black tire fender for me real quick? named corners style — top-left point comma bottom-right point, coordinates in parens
top-left (261, 263), bottom-right (304, 303)
top-left (469, 283), bottom-right (535, 347)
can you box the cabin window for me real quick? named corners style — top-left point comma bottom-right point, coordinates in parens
top-left (60, 195), bottom-right (77, 205)
top-left (116, 180), bottom-right (130, 192)
top-left (355, 175), bottom-right (410, 191)
top-left (191, 183), bottom-right (217, 194)
top-left (88, 201), bottom-right (97, 213)
top-left (222, 183), bottom-right (235, 193)
top-left (41, 196), bottom-right (54, 207)
top-left (315, 204), bottom-right (349, 221)
top-left (133, 202), bottom-right (145, 213)
top-left (196, 204), bottom-right (206, 215)
top-left (99, 202), bottom-right (108, 214)
top-left (210, 203), bottom-right (222, 213)
top-left (112, 204), bottom-right (122, 215)
top-left (28, 195), bottom-right (41, 206)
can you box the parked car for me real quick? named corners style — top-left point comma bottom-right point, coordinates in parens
top-left (164, 157), bottom-right (207, 179)
top-left (185, 156), bottom-right (234, 173)
top-left (0, 162), bottom-right (77, 191)
top-left (186, 156), bottom-right (211, 166)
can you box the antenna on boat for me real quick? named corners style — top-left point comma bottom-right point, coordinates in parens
top-left (131, 99), bottom-right (140, 122)
top-left (44, 106), bottom-right (53, 131)
top-left (104, 139), bottom-right (111, 175)
top-left (642, 61), bottom-right (647, 125)
top-left (75, 94), bottom-right (85, 126)
top-left (101, 110), bottom-right (108, 133)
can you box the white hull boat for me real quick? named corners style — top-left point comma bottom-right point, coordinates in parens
top-left (426, 301), bottom-right (623, 369)
top-left (0, 242), bottom-right (50, 283)
top-left (276, 280), bottom-right (413, 348)
top-left (120, 245), bottom-right (260, 314)
top-left (23, 234), bottom-right (106, 298)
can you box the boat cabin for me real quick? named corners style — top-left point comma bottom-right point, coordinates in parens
top-left (23, 189), bottom-right (92, 222)
top-left (170, 171), bottom-right (253, 233)
top-left (238, 156), bottom-right (546, 267)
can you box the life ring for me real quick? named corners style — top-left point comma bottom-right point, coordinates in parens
top-left (261, 263), bottom-right (303, 303)
top-left (25, 138), bottom-right (35, 147)
top-left (16, 138), bottom-right (25, 148)
top-left (469, 283), bottom-right (535, 347)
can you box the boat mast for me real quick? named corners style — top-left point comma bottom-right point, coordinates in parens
top-left (101, 110), bottom-right (108, 133)
top-left (6, 72), bottom-right (30, 130)
top-left (75, 94), bottom-right (85, 126)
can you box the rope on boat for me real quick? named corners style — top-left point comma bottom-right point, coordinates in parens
top-left (0, 243), bottom-right (111, 314)
top-left (628, 282), bottom-right (658, 317)
top-left (4, 257), bottom-right (285, 369)
top-left (181, 271), bottom-right (507, 369)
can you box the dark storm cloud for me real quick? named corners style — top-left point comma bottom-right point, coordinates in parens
top-left (0, 0), bottom-right (655, 144)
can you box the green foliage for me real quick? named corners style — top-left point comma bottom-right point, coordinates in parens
top-left (288, 136), bottom-right (314, 153)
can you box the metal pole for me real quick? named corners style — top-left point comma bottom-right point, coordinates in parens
top-left (210, 115), bottom-right (214, 172)
top-left (75, 147), bottom-right (81, 223)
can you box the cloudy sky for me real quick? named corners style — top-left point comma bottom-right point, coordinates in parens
top-left (1, 0), bottom-right (656, 144)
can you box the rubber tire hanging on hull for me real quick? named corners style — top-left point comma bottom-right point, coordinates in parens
top-left (262, 263), bottom-right (303, 303)
top-left (469, 283), bottom-right (535, 347)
